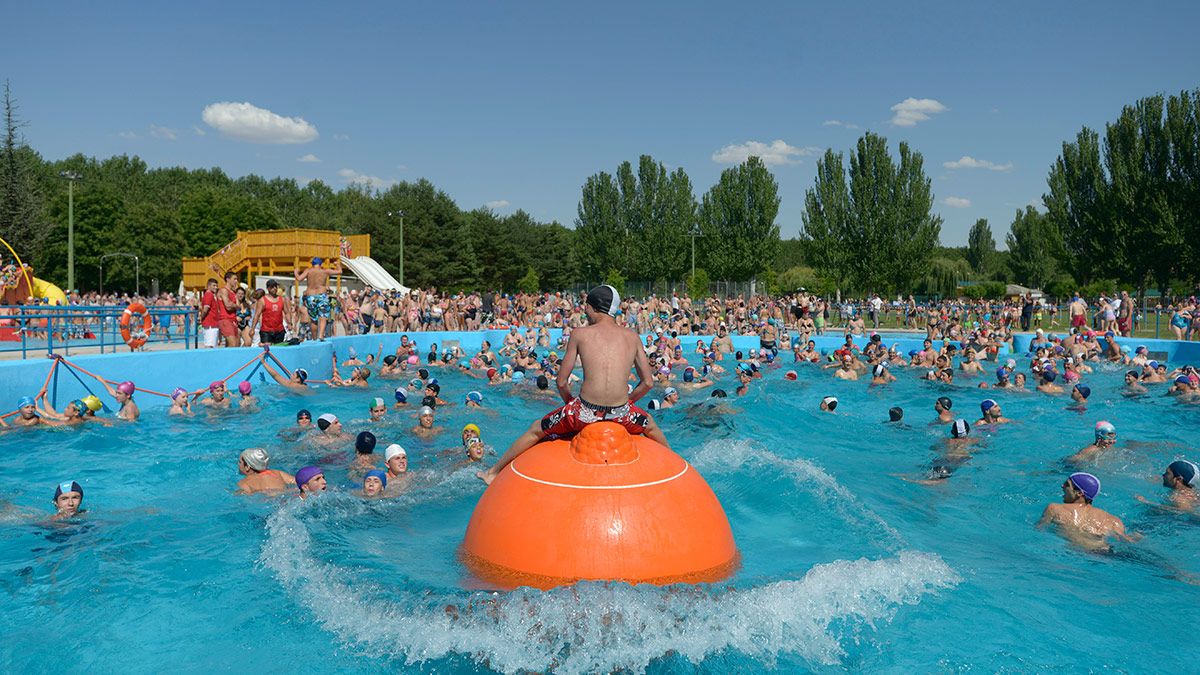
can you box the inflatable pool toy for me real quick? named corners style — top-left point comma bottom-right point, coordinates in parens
top-left (461, 422), bottom-right (738, 590)
top-left (1, 263), bottom-right (66, 305)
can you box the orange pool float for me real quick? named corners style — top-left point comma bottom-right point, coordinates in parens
top-left (461, 421), bottom-right (739, 590)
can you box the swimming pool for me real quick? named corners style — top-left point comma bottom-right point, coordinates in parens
top-left (1, 339), bottom-right (1197, 672)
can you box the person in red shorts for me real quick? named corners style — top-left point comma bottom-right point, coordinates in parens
top-left (215, 271), bottom-right (241, 347)
top-left (477, 285), bottom-right (667, 485)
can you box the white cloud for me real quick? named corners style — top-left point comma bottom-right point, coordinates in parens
top-left (890, 97), bottom-right (947, 127)
top-left (333, 133), bottom-right (350, 141)
top-left (201, 101), bottom-right (318, 144)
top-left (297, 153), bottom-right (321, 163)
top-left (822, 119), bottom-right (859, 129)
top-left (711, 139), bottom-right (819, 166)
top-left (943, 155), bottom-right (1013, 172)
top-left (485, 199), bottom-right (510, 209)
top-left (942, 196), bottom-right (971, 208)
top-left (337, 168), bottom-right (394, 189)
top-left (192, 125), bottom-right (206, 136)
top-left (149, 124), bottom-right (177, 141)
top-left (117, 131), bottom-right (137, 139)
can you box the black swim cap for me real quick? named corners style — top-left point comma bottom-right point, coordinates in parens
top-left (536, 374), bottom-right (549, 390)
top-left (421, 395), bottom-right (438, 408)
top-left (296, 409), bottom-right (312, 421)
top-left (937, 396), bottom-right (952, 410)
top-left (383, 355), bottom-right (397, 365)
top-left (418, 368), bottom-right (429, 380)
top-left (889, 406), bottom-right (904, 422)
top-left (585, 285), bottom-right (621, 316)
top-left (356, 431), bottom-right (377, 454)
top-left (426, 382), bottom-right (441, 394)
top-left (711, 389), bottom-right (728, 398)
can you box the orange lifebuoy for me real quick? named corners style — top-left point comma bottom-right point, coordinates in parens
top-left (120, 302), bottom-right (152, 349)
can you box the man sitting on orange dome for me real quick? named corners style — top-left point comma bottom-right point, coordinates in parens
top-left (477, 285), bottom-right (667, 485)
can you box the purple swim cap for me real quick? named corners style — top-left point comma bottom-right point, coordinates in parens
top-left (171, 387), bottom-right (188, 400)
top-left (295, 466), bottom-right (323, 492)
top-left (238, 381), bottom-right (252, 395)
top-left (116, 381), bottom-right (135, 395)
top-left (1068, 472), bottom-right (1100, 501)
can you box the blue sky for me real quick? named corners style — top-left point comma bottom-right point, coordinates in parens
top-left (7, 1), bottom-right (1199, 245)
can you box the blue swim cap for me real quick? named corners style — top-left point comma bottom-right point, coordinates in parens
top-left (459, 360), bottom-right (470, 369)
top-left (17, 395), bottom-right (34, 408)
top-left (1168, 460), bottom-right (1198, 487)
top-left (1074, 384), bottom-right (1091, 399)
top-left (908, 349), bottom-right (920, 357)
top-left (394, 388), bottom-right (407, 403)
top-left (466, 390), bottom-right (483, 404)
top-left (311, 257), bottom-right (323, 266)
top-left (54, 480), bottom-right (83, 500)
top-left (294, 466), bottom-right (323, 491)
top-left (295, 368), bottom-right (309, 383)
top-left (1043, 371), bottom-right (1057, 383)
top-left (1095, 420), bottom-right (1115, 440)
top-left (1068, 472), bottom-right (1100, 501)
top-left (683, 368), bottom-right (695, 383)
top-left (980, 399), bottom-right (997, 413)
top-left (511, 371), bottom-right (525, 383)
top-left (365, 469), bottom-right (388, 488)
top-left (1148, 360), bottom-right (1160, 369)
top-left (1176, 375), bottom-right (1192, 386)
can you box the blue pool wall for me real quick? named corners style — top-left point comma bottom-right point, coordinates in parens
top-left (8, 328), bottom-right (1199, 413)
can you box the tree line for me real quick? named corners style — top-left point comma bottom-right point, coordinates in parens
top-left (2, 80), bottom-right (1197, 299)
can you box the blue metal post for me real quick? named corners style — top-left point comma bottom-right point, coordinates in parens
top-left (47, 311), bottom-right (54, 357)
top-left (20, 308), bottom-right (27, 360)
top-left (52, 359), bottom-right (59, 410)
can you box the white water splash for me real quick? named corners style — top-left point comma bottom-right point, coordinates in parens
top-left (261, 492), bottom-right (958, 673)
top-left (690, 439), bottom-right (907, 550)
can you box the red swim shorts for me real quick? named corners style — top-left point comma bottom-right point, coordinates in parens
top-left (1071, 314), bottom-right (1086, 328)
top-left (540, 397), bottom-right (649, 438)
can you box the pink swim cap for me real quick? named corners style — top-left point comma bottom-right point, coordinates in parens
top-left (116, 381), bottom-right (135, 395)
top-left (209, 380), bottom-right (224, 391)
top-left (238, 381), bottom-right (252, 395)
top-left (406, 354), bottom-right (419, 365)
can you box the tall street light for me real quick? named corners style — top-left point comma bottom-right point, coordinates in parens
top-left (59, 171), bottom-right (82, 291)
top-left (387, 210), bottom-right (406, 286)
top-left (689, 223), bottom-right (704, 285)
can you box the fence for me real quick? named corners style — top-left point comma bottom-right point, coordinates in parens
top-left (0, 305), bottom-right (198, 359)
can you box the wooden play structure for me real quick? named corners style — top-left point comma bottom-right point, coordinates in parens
top-left (181, 229), bottom-right (373, 291)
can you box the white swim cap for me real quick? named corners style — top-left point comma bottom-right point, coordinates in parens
top-left (240, 448), bottom-right (270, 471)
top-left (385, 444), bottom-right (406, 461)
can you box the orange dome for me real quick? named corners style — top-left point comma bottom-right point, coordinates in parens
top-left (461, 422), bottom-right (738, 590)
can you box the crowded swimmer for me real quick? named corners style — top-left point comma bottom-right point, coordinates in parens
top-left (237, 448), bottom-right (295, 494)
top-left (1136, 460), bottom-right (1199, 513)
top-left (1038, 472), bottom-right (1138, 551)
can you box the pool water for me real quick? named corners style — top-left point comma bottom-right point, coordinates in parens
top-left (1, 355), bottom-right (1198, 673)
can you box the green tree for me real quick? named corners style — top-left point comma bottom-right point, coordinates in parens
top-left (1005, 206), bottom-right (1061, 290)
top-left (1044, 127), bottom-right (1111, 284)
top-left (801, 133), bottom-right (941, 293)
top-left (0, 81), bottom-right (45, 258)
top-left (966, 218), bottom-right (996, 275)
top-left (517, 266), bottom-right (540, 294)
top-left (574, 171), bottom-right (625, 281)
top-left (687, 268), bottom-right (710, 297)
top-left (698, 156), bottom-right (781, 281)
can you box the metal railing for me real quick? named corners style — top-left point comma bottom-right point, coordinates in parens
top-left (0, 305), bottom-right (198, 359)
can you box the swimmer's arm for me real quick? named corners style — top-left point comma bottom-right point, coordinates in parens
top-left (250, 297), bottom-right (264, 332)
top-left (630, 341), bottom-right (654, 404)
top-left (294, 267), bottom-right (308, 281)
top-left (259, 356), bottom-right (288, 385)
top-left (556, 334), bottom-right (578, 403)
top-left (101, 380), bottom-right (118, 398)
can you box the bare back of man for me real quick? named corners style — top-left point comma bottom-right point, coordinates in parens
top-left (295, 257), bottom-right (342, 340)
top-left (478, 286), bottom-right (667, 485)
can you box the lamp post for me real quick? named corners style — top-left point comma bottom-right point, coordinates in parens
top-left (59, 171), bottom-right (82, 291)
top-left (387, 210), bottom-right (406, 286)
top-left (689, 223), bottom-right (704, 285)
top-left (99, 252), bottom-right (139, 295)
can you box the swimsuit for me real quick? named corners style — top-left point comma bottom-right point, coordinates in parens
top-left (541, 397), bottom-right (649, 438)
top-left (304, 293), bottom-right (331, 320)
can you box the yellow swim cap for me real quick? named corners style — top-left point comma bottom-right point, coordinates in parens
top-left (83, 395), bottom-right (102, 412)
top-left (463, 423), bottom-right (481, 437)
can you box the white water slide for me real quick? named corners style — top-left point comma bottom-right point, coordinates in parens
top-left (339, 256), bottom-right (409, 294)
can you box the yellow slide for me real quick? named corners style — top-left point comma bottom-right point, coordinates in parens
top-left (32, 277), bottom-right (67, 305)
